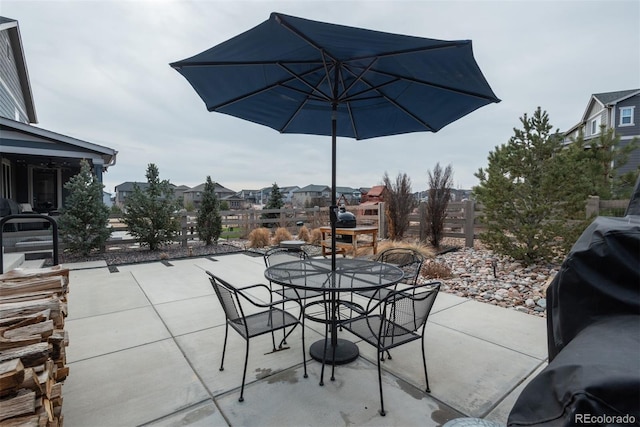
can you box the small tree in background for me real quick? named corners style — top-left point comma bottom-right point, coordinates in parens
top-left (568, 125), bottom-right (639, 199)
top-left (262, 183), bottom-right (284, 227)
top-left (197, 176), bottom-right (222, 245)
top-left (383, 172), bottom-right (416, 240)
top-left (123, 163), bottom-right (181, 251)
top-left (425, 163), bottom-right (453, 248)
top-left (58, 159), bottom-right (111, 256)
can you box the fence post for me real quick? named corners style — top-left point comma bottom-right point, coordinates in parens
top-left (586, 196), bottom-right (600, 218)
top-left (180, 213), bottom-right (188, 248)
top-left (464, 200), bottom-right (475, 248)
top-left (418, 202), bottom-right (427, 242)
top-left (378, 202), bottom-right (387, 239)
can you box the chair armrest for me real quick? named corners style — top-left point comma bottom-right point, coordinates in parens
top-left (236, 283), bottom-right (303, 308)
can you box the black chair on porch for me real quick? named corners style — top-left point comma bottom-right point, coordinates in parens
top-left (340, 282), bottom-right (440, 416)
top-left (207, 271), bottom-right (308, 402)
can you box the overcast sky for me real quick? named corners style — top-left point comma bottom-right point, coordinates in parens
top-left (3, 0), bottom-right (639, 195)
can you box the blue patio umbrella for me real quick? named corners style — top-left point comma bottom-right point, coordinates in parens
top-left (170, 11), bottom-right (499, 362)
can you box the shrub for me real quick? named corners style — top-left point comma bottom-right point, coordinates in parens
top-left (273, 227), bottom-right (293, 245)
top-left (375, 240), bottom-right (435, 259)
top-left (424, 163), bottom-right (453, 248)
top-left (383, 172), bottom-right (416, 240)
top-left (297, 225), bottom-right (311, 242)
top-left (421, 260), bottom-right (453, 279)
top-left (309, 228), bottom-right (323, 245)
top-left (248, 227), bottom-right (271, 248)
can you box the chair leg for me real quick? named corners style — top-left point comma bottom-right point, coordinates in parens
top-left (302, 310), bottom-right (308, 379)
top-left (239, 339), bottom-right (250, 402)
top-left (220, 323), bottom-right (229, 371)
top-left (422, 336), bottom-right (430, 393)
top-left (319, 297), bottom-right (330, 386)
top-left (377, 349), bottom-right (386, 416)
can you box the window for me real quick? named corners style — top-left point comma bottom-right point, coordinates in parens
top-left (590, 119), bottom-right (598, 135)
top-left (619, 106), bottom-right (635, 126)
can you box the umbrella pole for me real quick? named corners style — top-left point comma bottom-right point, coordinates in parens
top-left (330, 102), bottom-right (338, 351)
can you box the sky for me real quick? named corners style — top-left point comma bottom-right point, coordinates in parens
top-left (2, 0), bottom-right (639, 195)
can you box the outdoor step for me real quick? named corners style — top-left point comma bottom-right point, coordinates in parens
top-left (2, 252), bottom-right (25, 272)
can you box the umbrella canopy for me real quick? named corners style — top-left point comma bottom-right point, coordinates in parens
top-left (170, 12), bottom-right (500, 269)
top-left (171, 12), bottom-right (500, 140)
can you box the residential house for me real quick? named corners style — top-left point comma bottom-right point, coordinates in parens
top-left (236, 189), bottom-right (262, 206)
top-left (335, 186), bottom-right (361, 205)
top-left (181, 182), bottom-right (236, 209)
top-left (563, 89), bottom-right (640, 176)
top-left (292, 184), bottom-right (331, 207)
top-left (113, 181), bottom-right (182, 209)
top-left (0, 17), bottom-right (117, 213)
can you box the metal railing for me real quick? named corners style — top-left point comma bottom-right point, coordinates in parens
top-left (0, 214), bottom-right (59, 273)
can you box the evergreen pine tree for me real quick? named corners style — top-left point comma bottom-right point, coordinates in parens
top-left (123, 164), bottom-right (181, 250)
top-left (58, 159), bottom-right (111, 256)
top-left (474, 108), bottom-right (588, 265)
top-left (568, 125), bottom-right (639, 199)
top-left (197, 176), bottom-right (222, 245)
top-left (262, 183), bottom-right (283, 227)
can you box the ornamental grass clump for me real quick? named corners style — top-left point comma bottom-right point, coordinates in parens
top-left (297, 225), bottom-right (311, 242)
top-left (273, 227), bottom-right (293, 245)
top-left (309, 228), bottom-right (323, 245)
top-left (248, 227), bottom-right (271, 248)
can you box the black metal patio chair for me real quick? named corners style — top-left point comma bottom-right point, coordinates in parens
top-left (355, 247), bottom-right (425, 301)
top-left (264, 247), bottom-right (324, 343)
top-left (340, 282), bottom-right (440, 416)
top-left (207, 271), bottom-right (307, 402)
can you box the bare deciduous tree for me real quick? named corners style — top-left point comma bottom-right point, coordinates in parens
top-left (425, 163), bottom-right (453, 248)
top-left (383, 172), bottom-right (416, 240)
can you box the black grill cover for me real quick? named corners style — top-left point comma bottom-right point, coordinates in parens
top-left (508, 212), bottom-right (640, 426)
top-left (336, 211), bottom-right (356, 228)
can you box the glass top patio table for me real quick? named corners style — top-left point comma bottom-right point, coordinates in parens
top-left (264, 258), bottom-right (404, 365)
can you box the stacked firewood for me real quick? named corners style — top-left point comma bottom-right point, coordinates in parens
top-left (0, 266), bottom-right (70, 427)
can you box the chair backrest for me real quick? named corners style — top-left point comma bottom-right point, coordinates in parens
top-left (375, 248), bottom-right (424, 285)
top-left (207, 271), bottom-right (243, 323)
top-left (264, 247), bottom-right (308, 268)
top-left (382, 282), bottom-right (440, 334)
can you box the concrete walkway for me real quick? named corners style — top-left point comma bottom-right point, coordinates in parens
top-left (61, 252), bottom-right (548, 426)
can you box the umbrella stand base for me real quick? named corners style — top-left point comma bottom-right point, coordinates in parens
top-left (309, 338), bottom-right (359, 365)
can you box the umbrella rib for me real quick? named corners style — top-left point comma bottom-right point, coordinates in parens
top-left (208, 63), bottom-right (330, 110)
top-left (366, 67), bottom-right (499, 102)
top-left (341, 40), bottom-right (469, 63)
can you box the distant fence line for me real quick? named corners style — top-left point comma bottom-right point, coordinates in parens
top-left (104, 197), bottom-right (629, 250)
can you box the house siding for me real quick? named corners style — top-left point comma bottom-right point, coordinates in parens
top-left (614, 95), bottom-right (640, 137)
top-left (0, 30), bottom-right (28, 122)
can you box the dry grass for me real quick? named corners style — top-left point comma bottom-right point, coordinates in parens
top-left (375, 240), bottom-right (436, 259)
top-left (272, 227), bottom-right (293, 245)
top-left (297, 225), bottom-right (311, 243)
top-left (248, 227), bottom-right (271, 248)
top-left (309, 228), bottom-right (323, 245)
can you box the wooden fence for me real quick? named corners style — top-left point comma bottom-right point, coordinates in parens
top-left (2, 197), bottom-right (630, 254)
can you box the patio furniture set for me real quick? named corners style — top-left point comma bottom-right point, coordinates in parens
top-left (207, 246), bottom-right (441, 416)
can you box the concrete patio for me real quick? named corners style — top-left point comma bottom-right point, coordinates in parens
top-left (60, 252), bottom-right (548, 426)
